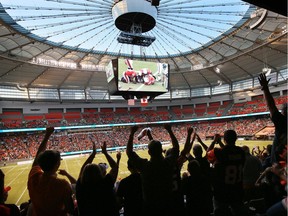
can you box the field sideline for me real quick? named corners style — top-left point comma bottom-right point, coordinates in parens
top-left (2, 140), bottom-right (271, 206)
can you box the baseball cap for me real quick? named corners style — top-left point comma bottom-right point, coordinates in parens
top-left (3, 186), bottom-right (11, 193)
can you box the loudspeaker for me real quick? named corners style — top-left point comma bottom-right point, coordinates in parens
top-left (151, 0), bottom-right (160, 6)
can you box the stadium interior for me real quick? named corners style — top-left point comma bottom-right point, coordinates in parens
top-left (0, 0), bottom-right (287, 213)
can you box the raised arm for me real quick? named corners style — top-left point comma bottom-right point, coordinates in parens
top-left (180, 126), bottom-right (194, 156)
top-left (116, 151), bottom-right (122, 167)
top-left (126, 126), bottom-right (138, 158)
top-left (32, 127), bottom-right (54, 167)
top-left (207, 134), bottom-right (222, 152)
top-left (146, 127), bottom-right (153, 141)
top-left (216, 134), bottom-right (225, 148)
top-left (101, 141), bottom-right (118, 183)
top-left (196, 133), bottom-right (208, 151)
top-left (58, 169), bottom-right (77, 184)
top-left (79, 139), bottom-right (96, 179)
top-left (258, 73), bottom-right (278, 117)
top-left (164, 124), bottom-right (179, 152)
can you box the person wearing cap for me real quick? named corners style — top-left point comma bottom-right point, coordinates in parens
top-left (27, 127), bottom-right (74, 216)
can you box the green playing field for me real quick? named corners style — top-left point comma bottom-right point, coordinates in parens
top-left (2, 140), bottom-right (271, 206)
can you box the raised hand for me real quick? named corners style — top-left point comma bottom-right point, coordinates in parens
top-left (131, 125), bottom-right (138, 134)
top-left (258, 73), bottom-right (270, 89)
top-left (101, 141), bottom-right (107, 154)
top-left (164, 124), bottom-right (171, 131)
top-left (187, 126), bottom-right (194, 135)
top-left (213, 134), bottom-right (221, 143)
top-left (116, 151), bottom-right (122, 161)
top-left (92, 139), bottom-right (96, 154)
top-left (58, 169), bottom-right (69, 176)
top-left (45, 127), bottom-right (54, 137)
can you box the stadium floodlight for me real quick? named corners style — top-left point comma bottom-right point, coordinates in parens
top-left (214, 66), bottom-right (221, 74)
top-left (249, 9), bottom-right (268, 30)
top-left (262, 67), bottom-right (271, 76)
top-left (151, 0), bottom-right (160, 6)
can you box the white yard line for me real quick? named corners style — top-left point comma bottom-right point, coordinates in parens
top-left (16, 187), bottom-right (27, 206)
top-left (1, 165), bottom-right (17, 175)
top-left (7, 168), bottom-right (27, 186)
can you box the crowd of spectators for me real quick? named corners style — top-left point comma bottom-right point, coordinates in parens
top-left (0, 73), bottom-right (286, 216)
top-left (0, 116), bottom-right (272, 162)
top-left (0, 94), bottom-right (286, 130)
top-left (1, 122), bottom-right (285, 216)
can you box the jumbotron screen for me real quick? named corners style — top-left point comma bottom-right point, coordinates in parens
top-left (105, 59), bottom-right (169, 96)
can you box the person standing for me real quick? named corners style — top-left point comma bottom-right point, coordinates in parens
top-left (258, 73), bottom-right (287, 163)
top-left (241, 145), bottom-right (263, 202)
top-left (76, 140), bottom-right (119, 216)
top-left (126, 125), bottom-right (179, 216)
top-left (116, 159), bottom-right (143, 216)
top-left (28, 127), bottom-right (74, 216)
top-left (208, 130), bottom-right (247, 216)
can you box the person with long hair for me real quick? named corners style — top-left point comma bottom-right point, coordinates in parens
top-left (76, 139), bottom-right (119, 216)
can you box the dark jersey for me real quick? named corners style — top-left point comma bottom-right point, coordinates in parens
top-left (76, 174), bottom-right (119, 216)
top-left (117, 172), bottom-right (143, 216)
top-left (182, 174), bottom-right (212, 216)
top-left (212, 145), bottom-right (246, 201)
top-left (129, 151), bottom-right (178, 216)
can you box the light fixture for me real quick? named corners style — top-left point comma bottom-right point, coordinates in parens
top-left (262, 67), bottom-right (271, 76)
top-left (249, 9), bottom-right (267, 30)
top-left (217, 80), bottom-right (222, 86)
top-left (214, 67), bottom-right (220, 74)
top-left (16, 83), bottom-right (26, 91)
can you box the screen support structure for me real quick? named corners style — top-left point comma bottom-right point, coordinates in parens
top-left (117, 23), bottom-right (155, 47)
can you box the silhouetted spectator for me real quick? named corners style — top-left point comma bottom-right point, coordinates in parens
top-left (258, 73), bottom-right (287, 163)
top-left (76, 140), bottom-right (119, 216)
top-left (191, 133), bottom-right (212, 177)
top-left (262, 144), bottom-right (272, 169)
top-left (126, 125), bottom-right (179, 216)
top-left (182, 160), bottom-right (212, 216)
top-left (241, 145), bottom-right (263, 202)
top-left (255, 164), bottom-right (286, 212)
top-left (209, 130), bottom-right (248, 216)
top-left (27, 127), bottom-right (74, 216)
top-left (0, 169), bottom-right (20, 216)
top-left (266, 163), bottom-right (287, 216)
top-left (164, 125), bottom-right (187, 216)
top-left (116, 159), bottom-right (143, 216)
